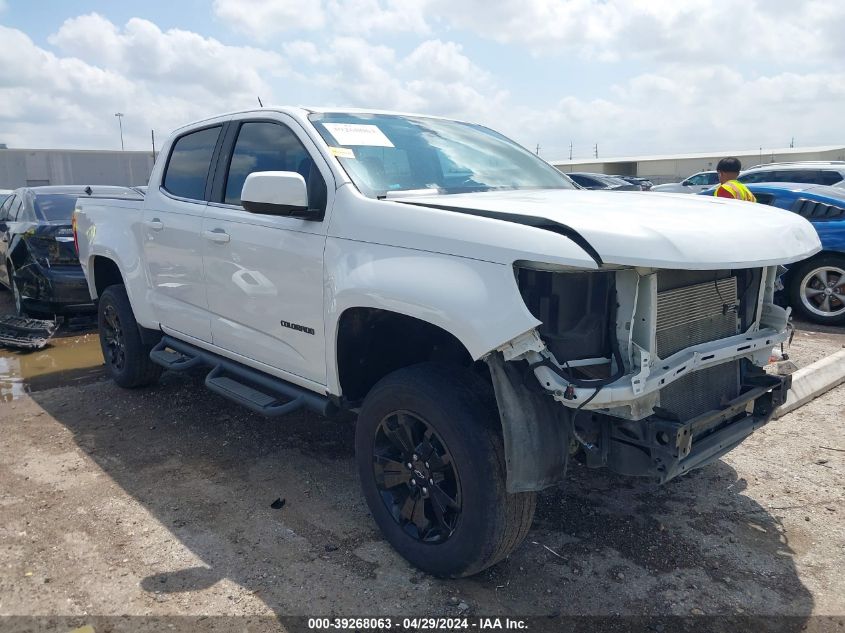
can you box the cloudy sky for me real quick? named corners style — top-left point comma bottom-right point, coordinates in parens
top-left (1, 0), bottom-right (843, 160)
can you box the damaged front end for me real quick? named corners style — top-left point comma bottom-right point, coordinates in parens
top-left (487, 264), bottom-right (792, 492)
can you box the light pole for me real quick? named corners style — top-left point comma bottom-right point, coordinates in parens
top-left (114, 112), bottom-right (125, 151)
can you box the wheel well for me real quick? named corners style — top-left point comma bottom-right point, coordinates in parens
top-left (337, 308), bottom-right (473, 403)
top-left (786, 250), bottom-right (845, 281)
top-left (796, 250), bottom-right (845, 265)
top-left (92, 256), bottom-right (124, 297)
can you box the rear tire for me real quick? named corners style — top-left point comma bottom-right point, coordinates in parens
top-left (355, 363), bottom-right (536, 577)
top-left (788, 254), bottom-right (845, 326)
top-left (98, 285), bottom-right (162, 388)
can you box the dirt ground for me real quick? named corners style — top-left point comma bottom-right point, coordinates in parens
top-left (1, 291), bottom-right (843, 631)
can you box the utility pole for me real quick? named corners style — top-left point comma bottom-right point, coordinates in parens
top-left (151, 129), bottom-right (156, 158)
top-left (114, 113), bottom-right (125, 151)
top-left (569, 141), bottom-right (573, 160)
top-left (594, 143), bottom-right (598, 159)
top-left (759, 146), bottom-right (762, 165)
top-left (535, 144), bottom-right (540, 156)
top-left (790, 136), bottom-right (794, 148)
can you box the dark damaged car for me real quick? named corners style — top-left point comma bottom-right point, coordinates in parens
top-left (0, 186), bottom-right (142, 316)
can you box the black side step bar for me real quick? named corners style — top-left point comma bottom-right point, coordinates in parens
top-left (150, 336), bottom-right (332, 417)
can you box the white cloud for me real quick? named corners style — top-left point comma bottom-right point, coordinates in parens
top-left (212, 0), bottom-right (325, 39)
top-left (402, 40), bottom-right (488, 85)
top-left (521, 67), bottom-right (845, 159)
top-left (1, 2), bottom-right (843, 158)
top-left (212, 0), bottom-right (427, 39)
top-left (424, 0), bottom-right (845, 65)
top-left (49, 13), bottom-right (286, 94)
top-left (0, 18), bottom-right (288, 149)
top-left (325, 0), bottom-right (429, 35)
top-left (282, 37), bottom-right (506, 120)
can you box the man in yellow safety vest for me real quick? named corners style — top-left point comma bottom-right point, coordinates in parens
top-left (713, 157), bottom-right (757, 202)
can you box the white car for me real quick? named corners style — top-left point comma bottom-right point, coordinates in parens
top-left (738, 161), bottom-right (845, 186)
top-left (651, 170), bottom-right (720, 193)
top-left (73, 107), bottom-right (820, 577)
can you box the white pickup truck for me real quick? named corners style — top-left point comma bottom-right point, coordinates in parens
top-left (74, 107), bottom-right (820, 577)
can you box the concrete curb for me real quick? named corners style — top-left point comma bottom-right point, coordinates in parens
top-left (773, 348), bottom-right (845, 419)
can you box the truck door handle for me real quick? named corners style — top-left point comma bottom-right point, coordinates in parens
top-left (145, 219), bottom-right (164, 231)
top-left (203, 229), bottom-right (230, 243)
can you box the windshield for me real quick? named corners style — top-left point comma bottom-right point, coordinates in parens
top-left (309, 113), bottom-right (576, 198)
top-left (33, 194), bottom-right (77, 221)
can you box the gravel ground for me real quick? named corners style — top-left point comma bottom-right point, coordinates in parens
top-left (787, 318), bottom-right (845, 366)
top-left (0, 293), bottom-right (843, 631)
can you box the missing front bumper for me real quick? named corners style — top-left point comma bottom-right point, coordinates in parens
top-left (581, 372), bottom-right (790, 483)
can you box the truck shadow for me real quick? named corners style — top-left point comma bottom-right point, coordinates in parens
top-left (30, 370), bottom-right (813, 625)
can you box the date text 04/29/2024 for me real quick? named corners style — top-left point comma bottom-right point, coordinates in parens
top-left (307, 618), bottom-right (528, 630)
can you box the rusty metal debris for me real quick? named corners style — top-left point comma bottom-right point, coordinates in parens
top-left (0, 315), bottom-right (59, 350)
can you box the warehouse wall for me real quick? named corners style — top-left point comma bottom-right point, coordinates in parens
top-left (0, 149), bottom-right (156, 189)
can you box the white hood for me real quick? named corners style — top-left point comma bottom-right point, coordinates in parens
top-left (392, 189), bottom-right (821, 269)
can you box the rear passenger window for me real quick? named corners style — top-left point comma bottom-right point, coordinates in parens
top-left (223, 121), bottom-right (326, 211)
top-left (163, 126), bottom-right (221, 200)
top-left (820, 170), bottom-right (844, 185)
top-left (778, 170), bottom-right (818, 184)
top-left (739, 171), bottom-right (772, 184)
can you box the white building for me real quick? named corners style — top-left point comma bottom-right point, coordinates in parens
top-left (0, 148), bottom-right (156, 189)
top-left (551, 145), bottom-right (845, 184)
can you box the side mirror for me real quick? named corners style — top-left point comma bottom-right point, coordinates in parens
top-left (241, 171), bottom-right (311, 217)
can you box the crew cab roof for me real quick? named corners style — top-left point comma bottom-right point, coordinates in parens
top-left (15, 185), bottom-right (143, 199)
top-left (173, 106), bottom-right (471, 133)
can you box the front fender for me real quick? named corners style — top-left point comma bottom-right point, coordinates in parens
top-left (324, 238), bottom-right (540, 393)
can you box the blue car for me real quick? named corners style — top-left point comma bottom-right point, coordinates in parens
top-left (700, 183), bottom-right (845, 325)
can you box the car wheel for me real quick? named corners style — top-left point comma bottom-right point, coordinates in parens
top-left (788, 254), bottom-right (845, 326)
top-left (355, 363), bottom-right (536, 578)
top-left (98, 285), bottom-right (163, 388)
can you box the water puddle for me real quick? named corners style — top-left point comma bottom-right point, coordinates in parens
top-left (0, 334), bottom-right (105, 402)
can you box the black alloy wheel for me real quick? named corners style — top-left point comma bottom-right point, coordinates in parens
top-left (97, 285), bottom-right (162, 388)
top-left (373, 410), bottom-right (461, 544)
top-left (101, 303), bottom-right (126, 371)
top-left (356, 363), bottom-right (536, 578)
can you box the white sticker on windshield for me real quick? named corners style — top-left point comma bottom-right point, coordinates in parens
top-left (323, 123), bottom-right (395, 148)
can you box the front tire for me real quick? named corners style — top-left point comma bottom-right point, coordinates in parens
top-left (788, 254), bottom-right (845, 326)
top-left (98, 285), bottom-right (162, 388)
top-left (356, 363), bottom-right (536, 577)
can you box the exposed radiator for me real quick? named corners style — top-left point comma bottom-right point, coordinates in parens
top-left (656, 277), bottom-right (739, 358)
top-left (660, 361), bottom-right (740, 421)
top-left (656, 276), bottom-right (741, 420)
